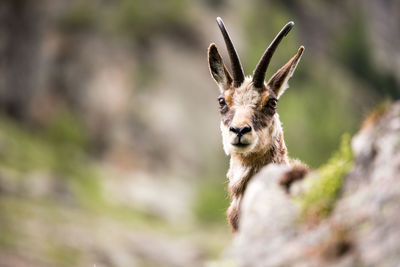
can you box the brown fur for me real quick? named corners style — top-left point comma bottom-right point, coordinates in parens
top-left (259, 91), bottom-right (271, 107)
top-left (227, 196), bottom-right (241, 231)
top-left (251, 107), bottom-right (273, 131)
top-left (279, 164), bottom-right (309, 193)
top-left (221, 108), bottom-right (235, 126)
top-left (224, 89), bottom-right (235, 107)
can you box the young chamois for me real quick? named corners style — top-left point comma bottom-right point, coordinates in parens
top-left (208, 17), bottom-right (307, 232)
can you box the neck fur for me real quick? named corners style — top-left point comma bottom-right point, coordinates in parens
top-left (227, 131), bottom-right (288, 198)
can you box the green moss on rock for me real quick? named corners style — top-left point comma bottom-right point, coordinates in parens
top-left (297, 134), bottom-right (353, 220)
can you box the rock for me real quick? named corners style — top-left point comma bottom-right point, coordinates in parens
top-left (220, 101), bottom-right (400, 266)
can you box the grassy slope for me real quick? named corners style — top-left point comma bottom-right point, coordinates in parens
top-left (0, 114), bottom-right (230, 266)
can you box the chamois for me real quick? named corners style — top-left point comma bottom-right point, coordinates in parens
top-left (208, 17), bottom-right (307, 232)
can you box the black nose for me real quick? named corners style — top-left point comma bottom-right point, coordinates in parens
top-left (229, 125), bottom-right (252, 136)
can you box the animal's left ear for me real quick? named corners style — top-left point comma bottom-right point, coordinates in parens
top-left (267, 46), bottom-right (304, 98)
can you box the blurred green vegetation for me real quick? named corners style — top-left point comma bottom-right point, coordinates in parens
top-left (334, 11), bottom-right (399, 99)
top-left (194, 176), bottom-right (229, 224)
top-left (59, 0), bottom-right (195, 42)
top-left (0, 111), bottom-right (102, 208)
top-left (241, 2), bottom-right (297, 72)
top-left (0, 111), bottom-right (230, 265)
top-left (46, 110), bottom-right (89, 150)
top-left (241, 2), bottom-right (367, 167)
top-left (0, 110), bottom-right (174, 222)
top-left (279, 64), bottom-right (359, 167)
top-left (46, 244), bottom-right (82, 266)
top-left (297, 134), bottom-right (353, 221)
top-left (112, 0), bottom-right (192, 39)
top-left (58, 1), bottom-right (98, 32)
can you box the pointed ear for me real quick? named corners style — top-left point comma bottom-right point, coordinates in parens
top-left (267, 46), bottom-right (304, 98)
top-left (208, 43), bottom-right (233, 91)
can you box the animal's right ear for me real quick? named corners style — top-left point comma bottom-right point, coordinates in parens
top-left (208, 43), bottom-right (233, 91)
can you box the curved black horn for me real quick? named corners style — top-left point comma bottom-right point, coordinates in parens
top-left (216, 17), bottom-right (245, 87)
top-left (252, 22), bottom-right (294, 88)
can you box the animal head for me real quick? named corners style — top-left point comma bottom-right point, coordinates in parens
top-left (208, 17), bottom-right (304, 156)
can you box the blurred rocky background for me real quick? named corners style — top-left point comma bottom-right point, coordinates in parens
top-left (0, 0), bottom-right (398, 266)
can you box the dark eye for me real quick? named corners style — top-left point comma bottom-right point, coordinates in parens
top-left (268, 98), bottom-right (278, 109)
top-left (218, 97), bottom-right (226, 108)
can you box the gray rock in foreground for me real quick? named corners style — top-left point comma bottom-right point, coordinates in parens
top-left (219, 101), bottom-right (400, 267)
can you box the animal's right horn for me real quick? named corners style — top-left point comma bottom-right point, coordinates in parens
top-left (216, 17), bottom-right (245, 88)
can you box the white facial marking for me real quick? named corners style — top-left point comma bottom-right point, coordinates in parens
top-left (233, 84), bottom-right (260, 107)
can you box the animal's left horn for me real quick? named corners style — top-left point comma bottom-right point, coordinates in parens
top-left (252, 22), bottom-right (294, 88)
top-left (216, 17), bottom-right (245, 88)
